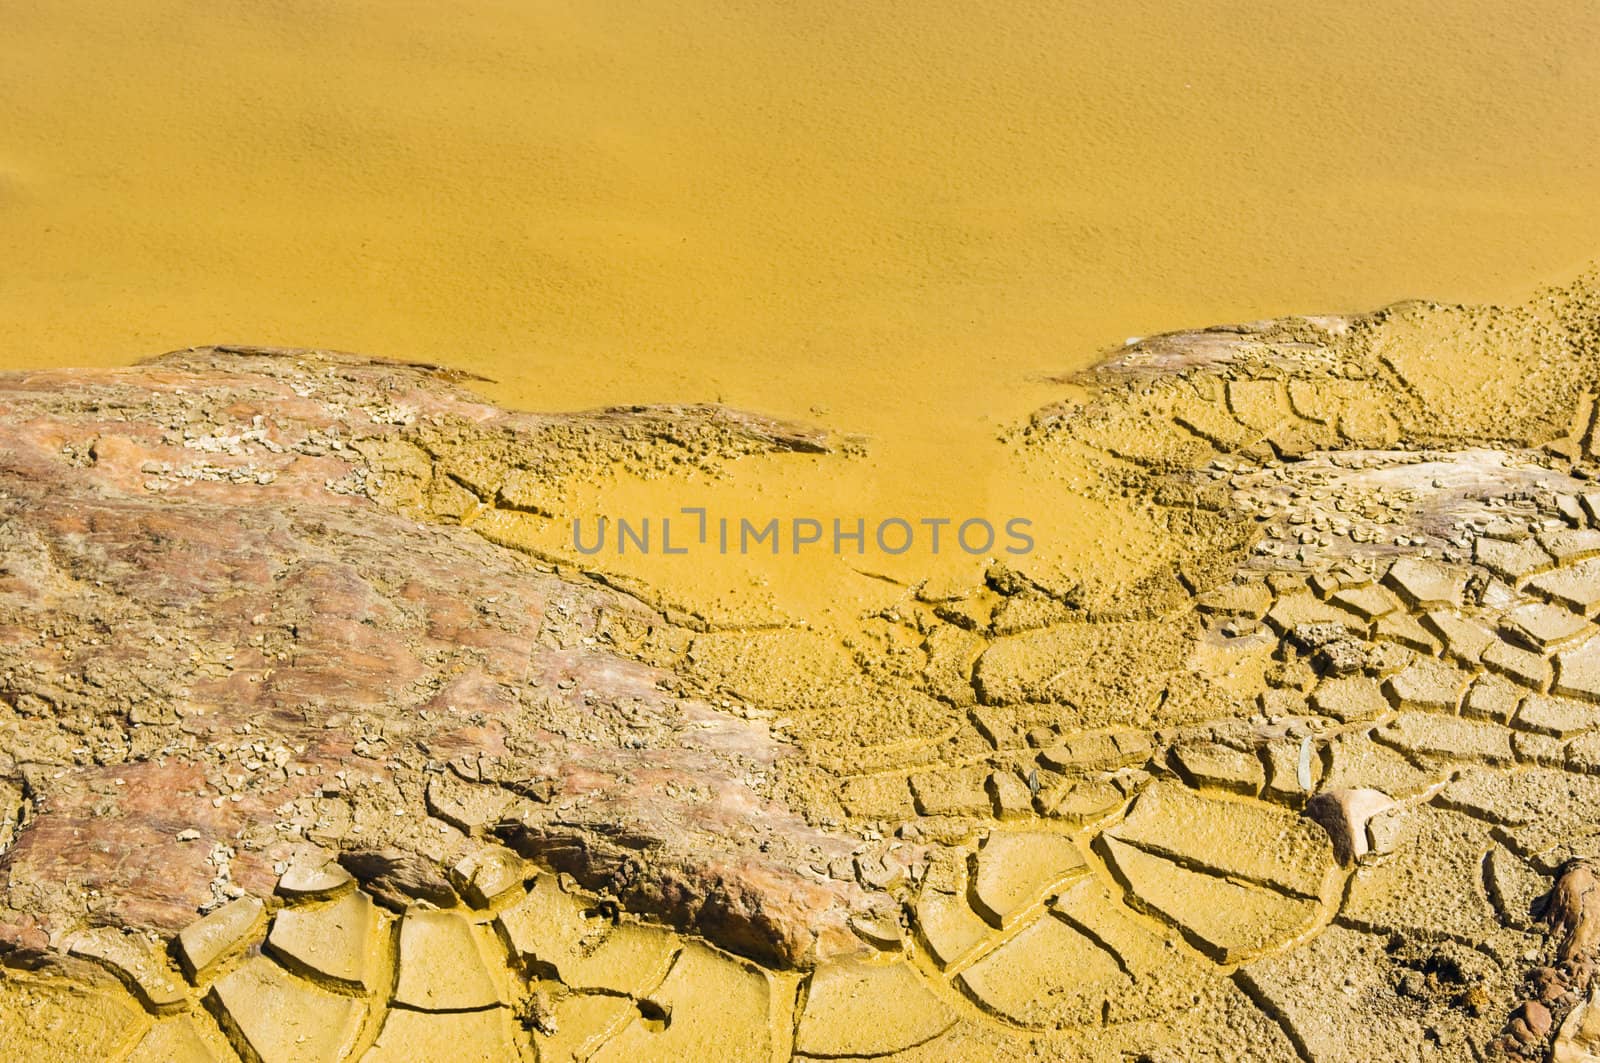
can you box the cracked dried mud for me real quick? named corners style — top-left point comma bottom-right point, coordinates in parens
top-left (3, 270), bottom-right (1600, 1059)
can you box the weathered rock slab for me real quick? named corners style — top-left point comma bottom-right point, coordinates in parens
top-left (0, 349), bottom-right (869, 968)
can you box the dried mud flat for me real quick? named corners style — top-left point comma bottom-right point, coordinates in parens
top-left (5, 272), bottom-right (1600, 1061)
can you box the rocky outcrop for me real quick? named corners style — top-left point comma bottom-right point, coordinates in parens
top-left (0, 347), bottom-right (866, 969)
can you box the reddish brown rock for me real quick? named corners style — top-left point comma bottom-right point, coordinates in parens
top-left (0, 348), bottom-right (864, 968)
top-left (1550, 860), bottom-right (1600, 965)
top-left (1517, 999), bottom-right (1554, 1040)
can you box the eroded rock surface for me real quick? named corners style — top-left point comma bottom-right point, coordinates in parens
top-left (0, 347), bottom-right (867, 970)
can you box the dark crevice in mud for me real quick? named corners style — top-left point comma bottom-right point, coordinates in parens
top-left (1230, 969), bottom-right (1317, 1063)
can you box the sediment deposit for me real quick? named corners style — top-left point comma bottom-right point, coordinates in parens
top-left (5, 270), bottom-right (1600, 1059)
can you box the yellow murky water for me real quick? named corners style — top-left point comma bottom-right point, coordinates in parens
top-left (3, 0), bottom-right (1599, 621)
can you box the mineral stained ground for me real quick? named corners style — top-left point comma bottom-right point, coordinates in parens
top-left (6, 272), bottom-right (1600, 1060)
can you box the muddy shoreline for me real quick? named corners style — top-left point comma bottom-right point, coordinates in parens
top-left (4, 272), bottom-right (1600, 1059)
